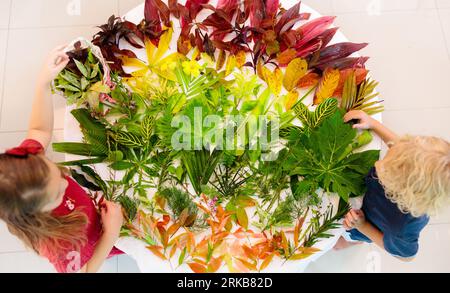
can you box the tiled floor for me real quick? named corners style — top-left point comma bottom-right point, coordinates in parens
top-left (0, 0), bottom-right (449, 273)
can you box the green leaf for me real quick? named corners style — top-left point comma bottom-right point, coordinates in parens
top-left (290, 110), bottom-right (380, 201)
top-left (57, 84), bottom-right (81, 92)
top-left (109, 161), bottom-right (135, 171)
top-left (294, 98), bottom-right (338, 130)
top-left (115, 131), bottom-right (143, 148)
top-left (52, 142), bottom-right (107, 157)
top-left (74, 59), bottom-right (89, 78)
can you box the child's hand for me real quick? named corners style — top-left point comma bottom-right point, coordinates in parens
top-left (38, 45), bottom-right (70, 85)
top-left (343, 209), bottom-right (367, 230)
top-left (100, 200), bottom-right (124, 241)
top-left (344, 110), bottom-right (374, 130)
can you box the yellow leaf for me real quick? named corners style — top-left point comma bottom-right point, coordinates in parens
top-left (262, 67), bottom-right (282, 97)
top-left (146, 245), bottom-right (167, 260)
top-left (235, 50), bottom-right (247, 68)
top-left (121, 56), bottom-right (147, 69)
top-left (283, 58), bottom-right (308, 91)
top-left (225, 54), bottom-right (237, 76)
top-left (285, 91), bottom-right (299, 111)
top-left (235, 208), bottom-right (248, 230)
top-left (314, 68), bottom-right (340, 105)
top-left (289, 253), bottom-right (313, 260)
top-left (154, 26), bottom-right (173, 62)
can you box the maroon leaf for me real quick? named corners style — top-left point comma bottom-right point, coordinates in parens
top-left (315, 56), bottom-right (369, 71)
top-left (169, 0), bottom-right (180, 18)
top-left (145, 0), bottom-right (160, 24)
top-left (152, 0), bottom-right (171, 26)
top-left (296, 40), bottom-right (322, 58)
top-left (274, 1), bottom-right (301, 34)
top-left (317, 27), bottom-right (339, 49)
top-left (314, 42), bottom-right (369, 66)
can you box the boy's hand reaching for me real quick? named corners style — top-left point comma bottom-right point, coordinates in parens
top-left (344, 110), bottom-right (374, 130)
top-left (38, 45), bottom-right (70, 85)
top-left (343, 209), bottom-right (367, 230)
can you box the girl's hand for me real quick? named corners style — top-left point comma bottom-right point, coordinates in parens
top-left (100, 200), bottom-right (124, 241)
top-left (343, 209), bottom-right (367, 230)
top-left (38, 45), bottom-right (70, 85)
top-left (344, 110), bottom-right (375, 130)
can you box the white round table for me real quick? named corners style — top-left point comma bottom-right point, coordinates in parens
top-left (63, 0), bottom-right (382, 273)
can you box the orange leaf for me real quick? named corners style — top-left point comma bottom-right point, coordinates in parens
top-left (333, 68), bottom-right (368, 97)
top-left (259, 252), bottom-right (275, 271)
top-left (297, 72), bottom-right (320, 88)
top-left (242, 245), bottom-right (257, 259)
top-left (169, 242), bottom-right (178, 258)
top-left (207, 256), bottom-right (224, 273)
top-left (236, 257), bottom-right (257, 271)
top-left (285, 91), bottom-right (299, 111)
top-left (235, 50), bottom-right (247, 68)
top-left (314, 68), bottom-right (340, 105)
top-left (277, 49), bottom-right (297, 66)
top-left (146, 245), bottom-right (167, 260)
top-left (188, 262), bottom-right (207, 273)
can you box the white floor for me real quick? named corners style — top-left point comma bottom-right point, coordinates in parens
top-left (0, 0), bottom-right (449, 273)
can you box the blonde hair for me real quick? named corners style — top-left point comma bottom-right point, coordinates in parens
top-left (377, 136), bottom-right (450, 217)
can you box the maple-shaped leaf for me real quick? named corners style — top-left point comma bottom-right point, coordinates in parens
top-left (289, 110), bottom-right (380, 201)
top-left (314, 68), bottom-right (340, 105)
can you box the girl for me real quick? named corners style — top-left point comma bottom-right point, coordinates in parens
top-left (0, 45), bottom-right (124, 273)
top-left (335, 110), bottom-right (450, 261)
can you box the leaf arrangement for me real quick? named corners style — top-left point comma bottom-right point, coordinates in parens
top-left (52, 0), bottom-right (383, 273)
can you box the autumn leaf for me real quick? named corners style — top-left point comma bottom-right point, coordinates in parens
top-left (283, 58), bottom-right (308, 91)
top-left (207, 256), bottom-right (224, 273)
top-left (121, 27), bottom-right (184, 81)
top-left (188, 262), bottom-right (207, 273)
top-left (216, 50), bottom-right (226, 71)
top-left (285, 91), bottom-right (299, 111)
top-left (235, 51), bottom-right (247, 68)
top-left (259, 252), bottom-right (275, 271)
top-left (236, 208), bottom-right (248, 230)
top-left (235, 257), bottom-right (257, 271)
top-left (333, 68), bottom-right (368, 97)
top-left (146, 245), bottom-right (167, 260)
top-left (297, 72), bottom-right (320, 88)
top-left (262, 67), bottom-right (282, 96)
top-left (225, 54), bottom-right (237, 76)
top-left (277, 49), bottom-right (297, 66)
top-left (314, 68), bottom-right (340, 105)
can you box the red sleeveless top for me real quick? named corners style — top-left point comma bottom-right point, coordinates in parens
top-left (16, 140), bottom-right (123, 273)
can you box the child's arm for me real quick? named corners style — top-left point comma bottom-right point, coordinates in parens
top-left (344, 210), bottom-right (414, 262)
top-left (27, 45), bottom-right (69, 150)
top-left (344, 110), bottom-right (398, 146)
top-left (79, 200), bottom-right (124, 273)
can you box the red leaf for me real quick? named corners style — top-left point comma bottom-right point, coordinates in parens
top-left (245, 0), bottom-right (265, 27)
top-left (265, 0), bottom-right (279, 19)
top-left (152, 0), bottom-right (171, 26)
top-left (217, 0), bottom-right (238, 17)
top-left (295, 16), bottom-right (335, 48)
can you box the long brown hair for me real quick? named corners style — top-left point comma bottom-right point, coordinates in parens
top-left (0, 153), bottom-right (88, 254)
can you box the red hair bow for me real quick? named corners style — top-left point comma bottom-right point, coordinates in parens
top-left (5, 139), bottom-right (44, 157)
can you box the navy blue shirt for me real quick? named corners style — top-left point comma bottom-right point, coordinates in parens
top-left (349, 167), bottom-right (429, 258)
